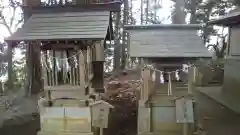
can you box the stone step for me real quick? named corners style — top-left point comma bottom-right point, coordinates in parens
top-left (38, 131), bottom-right (93, 135)
top-left (52, 99), bottom-right (87, 107)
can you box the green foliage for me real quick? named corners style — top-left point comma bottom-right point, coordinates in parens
top-left (185, 0), bottom-right (233, 43)
top-left (231, 0), bottom-right (240, 6)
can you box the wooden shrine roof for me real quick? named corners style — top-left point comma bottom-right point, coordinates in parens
top-left (5, 11), bottom-right (112, 42)
top-left (207, 8), bottom-right (240, 26)
top-left (124, 24), bottom-right (212, 58)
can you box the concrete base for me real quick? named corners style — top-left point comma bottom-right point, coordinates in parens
top-left (223, 58), bottom-right (240, 96)
top-left (196, 86), bottom-right (240, 113)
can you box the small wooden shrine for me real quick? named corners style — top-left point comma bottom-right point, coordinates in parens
top-left (125, 24), bottom-right (212, 82)
top-left (203, 8), bottom-right (240, 113)
top-left (5, 0), bottom-right (121, 98)
top-left (2, 0), bottom-right (121, 135)
top-left (125, 24), bottom-right (211, 135)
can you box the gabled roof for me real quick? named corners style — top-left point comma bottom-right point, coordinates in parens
top-left (125, 24), bottom-right (212, 58)
top-left (207, 8), bottom-right (240, 26)
top-left (5, 11), bottom-right (112, 42)
top-left (90, 100), bottom-right (114, 108)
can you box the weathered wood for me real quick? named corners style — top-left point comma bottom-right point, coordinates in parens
top-left (41, 43), bottom-right (81, 51)
top-left (141, 68), bottom-right (151, 101)
top-left (23, 0), bottom-right (40, 7)
top-left (188, 67), bottom-right (194, 94)
top-left (175, 98), bottom-right (194, 123)
top-left (87, 46), bottom-right (94, 94)
top-left (44, 85), bottom-right (82, 91)
top-left (79, 49), bottom-right (86, 87)
top-left (42, 53), bottom-right (48, 86)
top-left (90, 100), bottom-right (113, 128)
top-left (91, 61), bottom-right (104, 91)
top-left (53, 50), bottom-right (58, 85)
top-left (23, 2), bottom-right (122, 13)
top-left (26, 42), bottom-right (42, 95)
top-left (44, 51), bottom-right (51, 85)
top-left (95, 40), bottom-right (104, 61)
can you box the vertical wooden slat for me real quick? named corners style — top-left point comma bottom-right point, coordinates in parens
top-left (70, 67), bottom-right (73, 85)
top-left (72, 66), bottom-right (76, 85)
top-left (42, 53), bottom-right (48, 87)
top-left (53, 50), bottom-right (58, 86)
top-left (79, 49), bottom-right (86, 88)
top-left (50, 51), bottom-right (54, 86)
top-left (63, 51), bottom-right (68, 84)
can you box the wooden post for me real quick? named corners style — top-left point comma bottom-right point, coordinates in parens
top-left (95, 41), bottom-right (104, 61)
top-left (79, 49), bottom-right (86, 88)
top-left (42, 54), bottom-right (48, 87)
top-left (141, 68), bottom-right (151, 101)
top-left (93, 41), bottom-right (104, 95)
top-left (183, 123), bottom-right (188, 135)
top-left (188, 67), bottom-right (194, 94)
top-left (100, 127), bottom-right (103, 135)
top-left (87, 46), bottom-right (94, 94)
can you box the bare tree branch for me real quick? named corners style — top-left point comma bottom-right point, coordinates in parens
top-left (0, 15), bottom-right (13, 35)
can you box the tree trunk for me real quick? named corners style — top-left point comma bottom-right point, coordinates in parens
top-left (141, 0), bottom-right (143, 24)
top-left (130, 0), bottom-right (133, 24)
top-left (189, 0), bottom-right (197, 24)
top-left (172, 0), bottom-right (186, 24)
top-left (113, 12), bottom-right (121, 72)
top-left (145, 0), bottom-right (149, 24)
top-left (121, 0), bottom-right (129, 69)
top-left (25, 42), bottom-right (42, 96)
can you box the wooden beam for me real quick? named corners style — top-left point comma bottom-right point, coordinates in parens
top-left (41, 43), bottom-right (82, 51)
top-left (26, 2), bottom-right (122, 13)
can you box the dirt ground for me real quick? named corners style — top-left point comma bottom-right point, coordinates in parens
top-left (106, 69), bottom-right (240, 135)
top-left (2, 69), bottom-right (239, 135)
top-left (195, 90), bottom-right (240, 135)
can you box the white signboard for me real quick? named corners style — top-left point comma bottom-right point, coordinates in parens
top-left (175, 98), bottom-right (194, 123)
